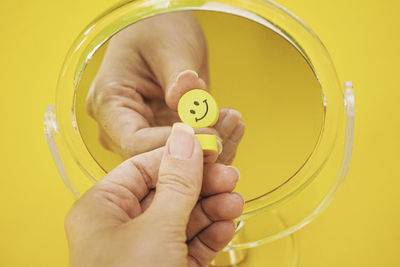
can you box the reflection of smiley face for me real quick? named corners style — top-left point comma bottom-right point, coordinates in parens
top-left (178, 89), bottom-right (219, 128)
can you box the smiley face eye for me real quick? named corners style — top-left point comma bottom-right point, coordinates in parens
top-left (194, 101), bottom-right (199, 106)
top-left (190, 109), bottom-right (196, 114)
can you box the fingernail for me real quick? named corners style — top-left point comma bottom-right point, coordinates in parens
top-left (226, 109), bottom-right (242, 119)
top-left (176, 70), bottom-right (199, 83)
top-left (220, 109), bottom-right (242, 138)
top-left (233, 192), bottom-right (245, 204)
top-left (216, 136), bottom-right (223, 156)
top-left (230, 121), bottom-right (245, 143)
top-left (168, 123), bottom-right (195, 159)
top-left (227, 166), bottom-right (240, 181)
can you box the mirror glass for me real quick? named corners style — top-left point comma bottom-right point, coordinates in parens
top-left (75, 10), bottom-right (324, 203)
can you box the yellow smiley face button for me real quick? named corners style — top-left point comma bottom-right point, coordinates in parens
top-left (178, 89), bottom-right (219, 128)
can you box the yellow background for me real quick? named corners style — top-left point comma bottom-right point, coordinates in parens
top-left (0, 0), bottom-right (399, 266)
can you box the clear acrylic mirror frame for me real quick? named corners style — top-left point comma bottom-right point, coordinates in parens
top-left (44, 0), bottom-right (354, 250)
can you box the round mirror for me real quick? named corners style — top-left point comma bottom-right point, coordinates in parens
top-left (75, 10), bottom-right (324, 206)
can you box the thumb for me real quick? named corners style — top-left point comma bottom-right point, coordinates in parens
top-left (138, 12), bottom-right (209, 110)
top-left (148, 122), bottom-right (203, 226)
top-left (164, 69), bottom-right (208, 111)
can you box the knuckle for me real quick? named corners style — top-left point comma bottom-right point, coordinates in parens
top-left (158, 172), bottom-right (199, 197)
top-left (91, 81), bottom-right (136, 108)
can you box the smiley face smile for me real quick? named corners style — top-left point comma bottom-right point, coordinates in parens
top-left (189, 99), bottom-right (209, 122)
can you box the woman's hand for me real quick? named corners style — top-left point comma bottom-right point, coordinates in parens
top-left (86, 12), bottom-right (244, 163)
top-left (65, 123), bottom-right (244, 267)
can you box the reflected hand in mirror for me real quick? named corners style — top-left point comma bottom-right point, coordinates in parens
top-left (86, 12), bottom-right (245, 163)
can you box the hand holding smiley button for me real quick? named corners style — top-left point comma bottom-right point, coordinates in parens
top-left (178, 89), bottom-right (219, 154)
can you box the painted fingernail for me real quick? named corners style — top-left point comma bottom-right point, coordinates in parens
top-left (227, 165), bottom-right (240, 181)
top-left (168, 123), bottom-right (195, 159)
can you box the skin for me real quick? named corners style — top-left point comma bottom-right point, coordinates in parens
top-left (86, 11), bottom-right (245, 164)
top-left (69, 12), bottom-right (246, 266)
top-left (65, 123), bottom-right (244, 267)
